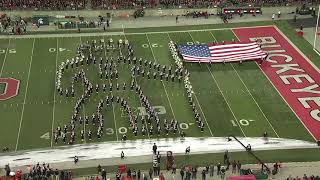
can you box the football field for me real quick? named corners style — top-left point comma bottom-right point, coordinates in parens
top-left (0, 25), bottom-right (316, 152)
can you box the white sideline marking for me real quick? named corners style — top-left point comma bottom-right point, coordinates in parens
top-left (51, 38), bottom-right (59, 147)
top-left (188, 31), bottom-right (245, 137)
top-left (1, 137), bottom-right (316, 168)
top-left (0, 38), bottom-right (11, 77)
top-left (15, 38), bottom-right (36, 151)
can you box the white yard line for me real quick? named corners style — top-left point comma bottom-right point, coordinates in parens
top-left (111, 103), bottom-right (119, 141)
top-left (188, 31), bottom-right (246, 137)
top-left (79, 36), bottom-right (87, 143)
top-left (230, 63), bottom-right (280, 138)
top-left (102, 35), bottom-right (119, 141)
top-left (314, 48), bottom-right (320, 57)
top-left (15, 38), bottom-right (36, 151)
top-left (121, 33), bottom-right (151, 139)
top-left (206, 65), bottom-right (246, 137)
top-left (209, 30), bottom-right (279, 137)
top-left (193, 95), bottom-right (214, 136)
top-left (0, 38), bottom-right (11, 77)
top-left (182, 33), bottom-right (216, 136)
top-left (145, 33), bottom-right (182, 133)
top-left (50, 38), bottom-right (59, 147)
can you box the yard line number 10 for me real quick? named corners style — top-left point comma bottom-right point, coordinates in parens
top-left (230, 119), bottom-right (255, 126)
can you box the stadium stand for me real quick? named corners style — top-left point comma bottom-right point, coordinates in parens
top-left (0, 0), bottom-right (86, 10)
top-left (0, 0), bottom-right (317, 10)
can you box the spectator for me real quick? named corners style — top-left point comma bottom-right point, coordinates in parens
top-left (180, 168), bottom-right (184, 180)
top-left (237, 161), bottom-right (241, 173)
top-left (149, 168), bottom-right (153, 179)
top-left (191, 167), bottom-right (197, 178)
top-left (153, 143), bottom-right (157, 154)
top-left (232, 160), bottom-right (237, 173)
top-left (127, 168), bottom-right (131, 177)
top-left (97, 165), bottom-right (102, 174)
top-left (172, 163), bottom-right (177, 174)
top-left (223, 150), bottom-right (229, 164)
top-left (159, 172), bottom-right (165, 180)
top-left (101, 169), bottom-right (106, 180)
top-left (217, 163), bottom-right (221, 175)
top-left (74, 156), bottom-right (79, 164)
top-left (121, 151), bottom-right (125, 159)
top-left (201, 169), bottom-right (206, 180)
top-left (137, 170), bottom-right (141, 180)
top-left (209, 164), bottom-right (214, 177)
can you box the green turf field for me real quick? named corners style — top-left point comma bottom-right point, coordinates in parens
top-left (0, 22), bottom-right (316, 152)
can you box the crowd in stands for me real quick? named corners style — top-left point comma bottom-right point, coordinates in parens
top-left (0, 0), bottom-right (86, 10)
top-left (91, 0), bottom-right (157, 9)
top-left (159, 0), bottom-right (224, 8)
top-left (0, 0), bottom-right (317, 10)
top-left (1, 163), bottom-right (73, 180)
top-left (287, 174), bottom-right (320, 180)
top-left (184, 11), bottom-right (210, 18)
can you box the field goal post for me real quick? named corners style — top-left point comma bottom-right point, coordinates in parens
top-left (313, 5), bottom-right (320, 56)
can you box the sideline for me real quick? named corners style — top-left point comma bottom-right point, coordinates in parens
top-left (0, 137), bottom-right (317, 168)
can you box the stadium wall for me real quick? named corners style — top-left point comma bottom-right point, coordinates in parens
top-left (1, 6), bottom-right (302, 18)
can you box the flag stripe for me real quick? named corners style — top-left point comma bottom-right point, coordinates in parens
top-left (177, 42), bottom-right (266, 63)
top-left (184, 54), bottom-right (265, 62)
top-left (209, 44), bottom-right (260, 53)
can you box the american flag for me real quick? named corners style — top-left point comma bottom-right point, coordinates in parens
top-left (177, 42), bottom-right (267, 63)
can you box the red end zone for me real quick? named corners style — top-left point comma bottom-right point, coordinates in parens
top-left (233, 26), bottom-right (320, 141)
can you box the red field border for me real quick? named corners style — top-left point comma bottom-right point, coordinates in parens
top-left (232, 26), bottom-right (320, 141)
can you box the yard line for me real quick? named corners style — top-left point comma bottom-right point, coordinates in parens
top-left (193, 94), bottom-right (214, 136)
top-left (145, 34), bottom-right (179, 130)
top-left (230, 63), bottom-right (280, 138)
top-left (187, 32), bottom-right (245, 137)
top-left (121, 33), bottom-right (151, 139)
top-left (50, 38), bottom-right (59, 147)
top-left (209, 30), bottom-right (279, 137)
top-left (206, 32), bottom-right (252, 136)
top-left (102, 35), bottom-right (119, 141)
top-left (166, 32), bottom-right (214, 136)
top-left (231, 29), bottom-right (293, 139)
top-left (0, 38), bottom-right (11, 77)
top-left (79, 36), bottom-right (86, 143)
top-left (15, 38), bottom-right (36, 151)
